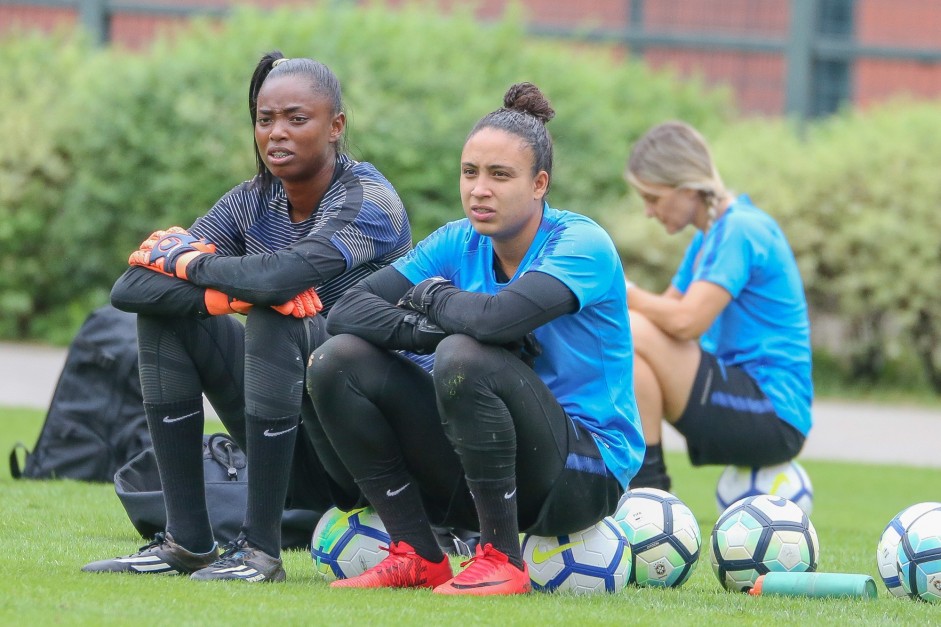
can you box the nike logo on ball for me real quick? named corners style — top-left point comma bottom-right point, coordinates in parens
top-left (386, 483), bottom-right (410, 497)
top-left (163, 411), bottom-right (200, 424)
top-left (263, 425), bottom-right (298, 437)
top-left (530, 541), bottom-right (582, 564)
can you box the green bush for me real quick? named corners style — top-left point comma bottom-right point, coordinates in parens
top-left (0, 3), bottom-right (730, 343)
top-left (0, 31), bottom-right (94, 339)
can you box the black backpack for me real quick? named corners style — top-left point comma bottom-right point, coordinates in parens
top-left (9, 304), bottom-right (151, 481)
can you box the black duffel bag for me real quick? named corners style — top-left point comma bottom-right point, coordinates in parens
top-left (114, 432), bottom-right (319, 550)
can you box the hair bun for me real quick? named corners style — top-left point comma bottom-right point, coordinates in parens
top-left (503, 82), bottom-right (555, 124)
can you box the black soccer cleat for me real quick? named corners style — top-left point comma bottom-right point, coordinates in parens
top-left (82, 532), bottom-right (219, 575)
top-left (189, 535), bottom-right (285, 583)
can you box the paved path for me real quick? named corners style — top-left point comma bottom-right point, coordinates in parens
top-left (1, 342), bottom-right (939, 468)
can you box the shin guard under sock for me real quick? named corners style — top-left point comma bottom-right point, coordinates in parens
top-left (357, 472), bottom-right (444, 563)
top-left (466, 477), bottom-right (524, 570)
top-left (242, 413), bottom-right (299, 558)
top-left (143, 398), bottom-right (214, 553)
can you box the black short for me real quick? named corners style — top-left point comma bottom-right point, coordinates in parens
top-left (520, 416), bottom-right (623, 537)
top-left (673, 350), bottom-right (805, 467)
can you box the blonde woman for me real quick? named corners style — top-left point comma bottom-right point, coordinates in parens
top-left (624, 121), bottom-right (811, 491)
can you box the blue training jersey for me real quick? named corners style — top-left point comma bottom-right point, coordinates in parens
top-left (393, 204), bottom-right (645, 487)
top-left (671, 194), bottom-right (813, 435)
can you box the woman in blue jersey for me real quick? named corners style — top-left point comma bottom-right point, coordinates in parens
top-left (306, 82), bottom-right (643, 596)
top-left (82, 51), bottom-right (412, 582)
top-left (623, 120), bottom-right (812, 491)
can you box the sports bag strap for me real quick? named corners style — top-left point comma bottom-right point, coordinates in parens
top-left (206, 433), bottom-right (240, 481)
top-left (9, 442), bottom-right (30, 479)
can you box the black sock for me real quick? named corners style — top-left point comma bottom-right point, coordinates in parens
top-left (144, 398), bottom-right (215, 553)
top-left (357, 470), bottom-right (444, 563)
top-left (466, 477), bottom-right (524, 570)
top-left (241, 413), bottom-right (299, 558)
top-left (629, 443), bottom-right (672, 492)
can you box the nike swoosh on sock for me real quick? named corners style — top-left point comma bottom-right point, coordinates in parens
top-left (163, 410), bottom-right (201, 424)
top-left (386, 483), bottom-right (411, 497)
top-left (263, 425), bottom-right (298, 437)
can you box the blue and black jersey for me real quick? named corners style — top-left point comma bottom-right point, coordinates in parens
top-left (187, 154), bottom-right (411, 313)
top-left (671, 194), bottom-right (812, 436)
top-left (112, 155), bottom-right (411, 318)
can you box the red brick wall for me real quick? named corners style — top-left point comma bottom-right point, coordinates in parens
top-left (855, 0), bottom-right (941, 107)
top-left (3, 1), bottom-right (939, 114)
top-left (1, 4), bottom-right (77, 34)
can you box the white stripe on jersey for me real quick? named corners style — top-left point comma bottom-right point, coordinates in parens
top-left (189, 155), bottom-right (410, 313)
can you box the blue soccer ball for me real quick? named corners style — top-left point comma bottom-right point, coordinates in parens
top-left (310, 506), bottom-right (390, 580)
top-left (521, 517), bottom-right (632, 594)
top-left (710, 494), bottom-right (819, 592)
top-left (613, 487), bottom-right (701, 587)
top-left (876, 501), bottom-right (941, 597)
top-left (897, 507), bottom-right (941, 602)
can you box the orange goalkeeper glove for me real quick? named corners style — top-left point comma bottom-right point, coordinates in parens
top-left (204, 289), bottom-right (254, 316)
top-left (129, 229), bottom-right (215, 280)
top-left (272, 288), bottom-right (323, 318)
top-left (136, 226), bottom-right (188, 252)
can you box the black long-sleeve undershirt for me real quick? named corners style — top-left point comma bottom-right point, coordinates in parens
top-left (110, 236), bottom-right (350, 317)
top-left (326, 265), bottom-right (579, 353)
top-left (183, 236), bottom-right (349, 305)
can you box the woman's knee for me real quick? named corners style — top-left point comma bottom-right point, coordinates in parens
top-left (432, 334), bottom-right (490, 392)
top-left (628, 310), bottom-right (662, 357)
top-left (306, 334), bottom-right (373, 396)
top-left (244, 304), bottom-right (299, 340)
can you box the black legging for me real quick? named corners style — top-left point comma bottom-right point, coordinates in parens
top-left (307, 333), bottom-right (610, 532)
top-left (138, 308), bottom-right (320, 439)
top-left (136, 307), bottom-right (356, 510)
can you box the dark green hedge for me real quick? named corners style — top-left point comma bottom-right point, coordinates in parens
top-left (0, 3), bottom-right (729, 343)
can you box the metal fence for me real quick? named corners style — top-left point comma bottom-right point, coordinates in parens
top-left (3, 0), bottom-right (941, 119)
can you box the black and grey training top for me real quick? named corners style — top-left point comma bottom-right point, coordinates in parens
top-left (111, 154), bottom-right (412, 318)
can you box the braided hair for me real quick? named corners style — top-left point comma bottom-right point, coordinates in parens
top-left (626, 121), bottom-right (728, 230)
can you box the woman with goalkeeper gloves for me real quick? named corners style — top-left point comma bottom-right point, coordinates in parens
top-left (622, 120), bottom-right (812, 492)
top-left (82, 51), bottom-right (413, 582)
top-left (305, 82), bottom-right (644, 596)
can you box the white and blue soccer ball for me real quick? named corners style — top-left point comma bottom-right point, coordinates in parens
top-left (876, 501), bottom-right (941, 597)
top-left (613, 487), bottom-right (701, 587)
top-left (716, 460), bottom-right (814, 516)
top-left (710, 494), bottom-right (819, 592)
top-left (897, 506), bottom-right (941, 602)
top-left (521, 517), bottom-right (631, 594)
top-left (310, 506), bottom-right (390, 580)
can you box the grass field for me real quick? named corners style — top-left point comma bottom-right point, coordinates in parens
top-left (2, 407), bottom-right (940, 625)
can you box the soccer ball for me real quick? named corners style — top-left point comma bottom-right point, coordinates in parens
top-left (897, 507), bottom-right (941, 602)
top-left (310, 506), bottom-right (390, 580)
top-left (716, 460), bottom-right (813, 516)
top-left (612, 488), bottom-right (701, 587)
top-left (876, 501), bottom-right (941, 597)
top-left (710, 494), bottom-right (819, 592)
top-left (521, 517), bottom-right (631, 593)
